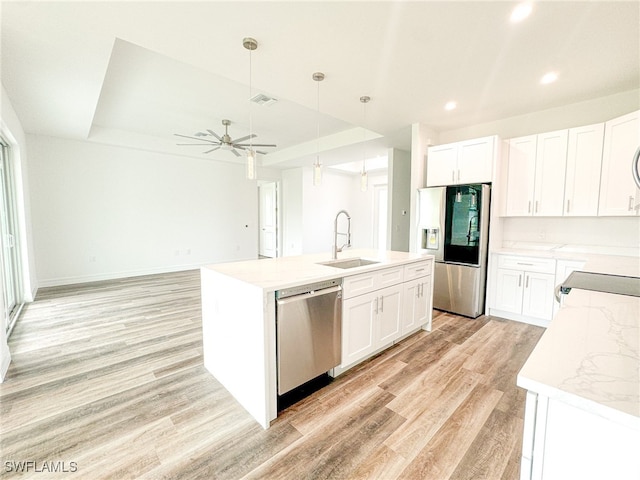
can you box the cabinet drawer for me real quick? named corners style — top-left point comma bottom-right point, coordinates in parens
top-left (377, 266), bottom-right (404, 289)
top-left (497, 255), bottom-right (555, 274)
top-left (404, 259), bottom-right (433, 281)
top-left (343, 265), bottom-right (404, 299)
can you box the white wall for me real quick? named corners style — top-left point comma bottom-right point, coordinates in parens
top-left (388, 148), bottom-right (411, 251)
top-left (281, 168), bottom-right (303, 256)
top-left (28, 135), bottom-right (263, 286)
top-left (280, 166), bottom-right (387, 257)
top-left (502, 217), bottom-right (640, 254)
top-left (438, 89), bottom-right (640, 144)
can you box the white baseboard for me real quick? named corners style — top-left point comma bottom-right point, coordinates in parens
top-left (37, 263), bottom-right (204, 288)
top-left (488, 308), bottom-right (550, 328)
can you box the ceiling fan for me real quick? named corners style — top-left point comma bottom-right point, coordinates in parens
top-left (175, 119), bottom-right (276, 157)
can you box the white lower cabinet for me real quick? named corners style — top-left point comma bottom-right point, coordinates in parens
top-left (520, 392), bottom-right (640, 480)
top-left (402, 275), bottom-right (432, 335)
top-left (491, 255), bottom-right (556, 326)
top-left (335, 259), bottom-right (433, 375)
top-left (340, 282), bottom-right (403, 372)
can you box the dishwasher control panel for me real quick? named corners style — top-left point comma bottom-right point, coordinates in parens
top-left (275, 278), bottom-right (342, 299)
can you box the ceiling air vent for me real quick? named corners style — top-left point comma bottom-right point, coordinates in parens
top-left (250, 93), bottom-right (278, 106)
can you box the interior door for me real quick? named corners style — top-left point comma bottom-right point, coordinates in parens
top-left (258, 182), bottom-right (278, 258)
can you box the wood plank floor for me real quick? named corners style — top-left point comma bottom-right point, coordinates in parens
top-left (0, 270), bottom-right (544, 479)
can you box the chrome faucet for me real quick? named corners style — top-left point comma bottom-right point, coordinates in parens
top-left (332, 210), bottom-right (351, 259)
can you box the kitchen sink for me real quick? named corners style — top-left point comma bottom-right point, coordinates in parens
top-left (318, 258), bottom-right (380, 269)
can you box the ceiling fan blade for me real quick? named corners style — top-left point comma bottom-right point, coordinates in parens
top-left (176, 143), bottom-right (220, 146)
top-left (235, 143), bottom-right (277, 148)
top-left (174, 133), bottom-right (219, 144)
top-left (203, 146), bottom-right (221, 154)
top-left (256, 150), bottom-right (269, 155)
top-left (206, 129), bottom-right (222, 141)
top-left (230, 149), bottom-right (242, 157)
top-left (232, 134), bottom-right (256, 144)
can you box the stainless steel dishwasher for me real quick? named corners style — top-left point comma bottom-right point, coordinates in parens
top-left (276, 279), bottom-right (342, 395)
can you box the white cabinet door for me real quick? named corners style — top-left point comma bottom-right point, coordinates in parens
top-left (427, 143), bottom-right (457, 187)
top-left (376, 285), bottom-right (403, 346)
top-left (402, 276), bottom-right (431, 335)
top-left (457, 136), bottom-right (495, 184)
top-left (506, 135), bottom-right (537, 216)
top-left (427, 136), bottom-right (497, 186)
top-left (415, 276), bottom-right (432, 329)
top-left (522, 272), bottom-right (555, 320)
top-left (341, 292), bottom-right (377, 367)
top-left (494, 268), bottom-right (524, 314)
top-left (534, 130), bottom-right (568, 216)
top-left (599, 110), bottom-right (640, 216)
top-left (564, 123), bottom-right (604, 216)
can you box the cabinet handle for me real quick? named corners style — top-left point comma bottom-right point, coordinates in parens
top-left (518, 274), bottom-right (522, 287)
top-left (419, 283), bottom-right (423, 297)
top-left (566, 199), bottom-right (570, 213)
top-left (525, 275), bottom-right (530, 288)
top-left (516, 262), bottom-right (534, 266)
top-left (452, 170), bottom-right (455, 182)
top-left (379, 295), bottom-right (384, 312)
top-left (457, 169), bottom-right (460, 181)
top-left (374, 297), bottom-right (379, 314)
top-left (528, 201), bottom-right (532, 214)
top-left (535, 201), bottom-right (539, 213)
top-left (629, 196), bottom-right (635, 211)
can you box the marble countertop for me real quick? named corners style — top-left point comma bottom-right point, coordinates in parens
top-left (201, 249), bottom-right (433, 291)
top-left (517, 257), bottom-right (640, 429)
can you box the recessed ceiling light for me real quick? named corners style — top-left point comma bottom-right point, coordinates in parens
top-left (510, 3), bottom-right (533, 23)
top-left (540, 72), bottom-right (558, 85)
top-left (444, 101), bottom-right (457, 111)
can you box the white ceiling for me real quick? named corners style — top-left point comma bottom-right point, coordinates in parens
top-left (1, 1), bottom-right (638, 170)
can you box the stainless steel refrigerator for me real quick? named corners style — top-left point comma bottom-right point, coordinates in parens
top-left (417, 184), bottom-right (490, 318)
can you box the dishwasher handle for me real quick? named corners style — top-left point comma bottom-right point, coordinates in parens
top-left (276, 285), bottom-right (342, 305)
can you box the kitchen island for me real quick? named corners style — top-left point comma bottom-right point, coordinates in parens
top-left (517, 256), bottom-right (640, 479)
top-left (200, 249), bottom-right (434, 428)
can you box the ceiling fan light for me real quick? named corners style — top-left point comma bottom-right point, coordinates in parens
top-left (246, 149), bottom-right (256, 180)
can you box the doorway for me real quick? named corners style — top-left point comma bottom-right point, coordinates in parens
top-left (0, 139), bottom-right (23, 336)
top-left (258, 181), bottom-right (278, 258)
top-left (373, 184), bottom-right (388, 250)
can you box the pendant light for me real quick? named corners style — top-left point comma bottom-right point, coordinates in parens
top-left (360, 95), bottom-right (370, 192)
top-left (243, 37), bottom-right (258, 180)
top-left (312, 72), bottom-right (325, 186)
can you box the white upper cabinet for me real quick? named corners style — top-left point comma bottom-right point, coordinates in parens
top-left (505, 135), bottom-right (537, 216)
top-left (427, 135), bottom-right (496, 186)
top-left (564, 123), bottom-right (604, 216)
top-left (598, 110), bottom-right (640, 216)
top-left (426, 143), bottom-right (458, 186)
top-left (505, 130), bottom-right (568, 216)
top-left (534, 130), bottom-right (568, 216)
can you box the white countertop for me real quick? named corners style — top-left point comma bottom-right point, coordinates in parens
top-left (517, 256), bottom-right (640, 429)
top-left (202, 249), bottom-right (433, 291)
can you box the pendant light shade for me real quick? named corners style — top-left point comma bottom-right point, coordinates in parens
top-left (360, 95), bottom-right (370, 192)
top-left (312, 72), bottom-right (325, 186)
top-left (244, 37), bottom-right (258, 180)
